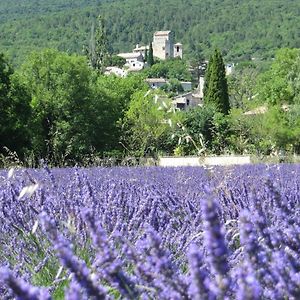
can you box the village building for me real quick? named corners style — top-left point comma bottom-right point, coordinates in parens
top-left (174, 43), bottom-right (183, 59)
top-left (133, 44), bottom-right (149, 58)
top-left (198, 76), bottom-right (205, 99)
top-left (152, 30), bottom-right (183, 60)
top-left (145, 78), bottom-right (192, 91)
top-left (180, 81), bottom-right (192, 92)
top-left (104, 66), bottom-right (127, 77)
top-left (145, 78), bottom-right (168, 89)
top-left (173, 92), bottom-right (202, 110)
top-left (225, 63), bottom-right (235, 75)
top-left (117, 52), bottom-right (144, 71)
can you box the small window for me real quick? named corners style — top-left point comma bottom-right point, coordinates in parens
top-left (177, 103), bottom-right (185, 110)
top-left (177, 46), bottom-right (180, 52)
top-left (133, 63), bottom-right (135, 67)
top-left (187, 99), bottom-right (190, 106)
top-left (162, 47), bottom-right (165, 50)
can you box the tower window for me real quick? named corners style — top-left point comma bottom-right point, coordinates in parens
top-left (177, 46), bottom-right (180, 52)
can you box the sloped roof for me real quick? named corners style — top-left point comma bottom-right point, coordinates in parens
top-left (133, 45), bottom-right (149, 51)
top-left (145, 78), bottom-right (168, 83)
top-left (154, 30), bottom-right (172, 36)
top-left (117, 52), bottom-right (143, 59)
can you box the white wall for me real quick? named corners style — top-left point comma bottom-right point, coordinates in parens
top-left (203, 156), bottom-right (251, 166)
top-left (159, 156), bottom-right (251, 167)
top-left (159, 157), bottom-right (202, 167)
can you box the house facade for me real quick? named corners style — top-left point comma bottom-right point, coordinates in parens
top-left (145, 78), bottom-right (168, 89)
top-left (133, 44), bottom-right (149, 58)
top-left (117, 52), bottom-right (144, 71)
top-left (173, 92), bottom-right (202, 110)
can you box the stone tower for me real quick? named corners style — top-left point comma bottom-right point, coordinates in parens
top-left (174, 43), bottom-right (183, 59)
top-left (152, 31), bottom-right (175, 60)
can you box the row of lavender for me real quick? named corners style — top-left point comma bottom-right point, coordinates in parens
top-left (0, 164), bottom-right (300, 299)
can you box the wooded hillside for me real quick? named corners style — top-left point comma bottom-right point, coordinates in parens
top-left (0, 0), bottom-right (299, 64)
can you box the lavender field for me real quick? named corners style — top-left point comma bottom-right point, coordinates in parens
top-left (1, 164), bottom-right (300, 299)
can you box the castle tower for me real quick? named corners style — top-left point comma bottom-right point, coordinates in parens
top-left (174, 43), bottom-right (183, 59)
top-left (152, 31), bottom-right (174, 60)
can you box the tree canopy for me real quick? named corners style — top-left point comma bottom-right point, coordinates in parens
top-left (0, 0), bottom-right (300, 65)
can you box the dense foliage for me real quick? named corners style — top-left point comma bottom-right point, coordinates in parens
top-left (1, 164), bottom-right (300, 299)
top-left (1, 45), bottom-right (300, 164)
top-left (204, 49), bottom-right (230, 115)
top-left (0, 0), bottom-right (300, 64)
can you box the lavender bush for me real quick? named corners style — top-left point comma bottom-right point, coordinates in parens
top-left (0, 164), bottom-right (300, 299)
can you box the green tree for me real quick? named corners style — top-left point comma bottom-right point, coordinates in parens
top-left (93, 73), bottom-right (148, 152)
top-left (85, 15), bottom-right (110, 72)
top-left (204, 49), bottom-right (230, 115)
top-left (0, 54), bottom-right (31, 157)
top-left (143, 58), bottom-right (191, 81)
top-left (109, 55), bottom-right (126, 68)
top-left (17, 49), bottom-right (99, 161)
top-left (257, 48), bottom-right (300, 105)
top-left (147, 42), bottom-right (154, 67)
top-left (122, 90), bottom-right (173, 156)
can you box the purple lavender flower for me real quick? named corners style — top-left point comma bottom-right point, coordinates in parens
top-left (188, 244), bottom-right (214, 300)
top-left (0, 267), bottom-right (51, 300)
top-left (40, 212), bottom-right (108, 299)
top-left (201, 191), bottom-right (231, 297)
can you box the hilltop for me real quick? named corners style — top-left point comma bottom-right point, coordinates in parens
top-left (0, 0), bottom-right (299, 64)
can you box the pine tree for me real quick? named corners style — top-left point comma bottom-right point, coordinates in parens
top-left (204, 49), bottom-right (230, 115)
top-left (147, 42), bottom-right (154, 67)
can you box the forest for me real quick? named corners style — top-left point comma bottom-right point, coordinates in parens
top-left (0, 0), bottom-right (300, 65)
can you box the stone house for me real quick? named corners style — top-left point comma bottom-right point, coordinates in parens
top-left (173, 92), bottom-right (202, 110)
top-left (104, 67), bottom-right (127, 77)
top-left (133, 44), bottom-right (149, 58)
top-left (145, 78), bottom-right (168, 89)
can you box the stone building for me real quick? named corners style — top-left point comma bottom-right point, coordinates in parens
top-left (173, 92), bottom-right (202, 110)
top-left (152, 31), bottom-right (183, 60)
top-left (117, 52), bottom-right (144, 71)
top-left (174, 43), bottom-right (183, 59)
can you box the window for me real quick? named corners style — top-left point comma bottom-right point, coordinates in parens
top-left (133, 63), bottom-right (135, 67)
top-left (187, 99), bottom-right (190, 106)
top-left (162, 47), bottom-right (165, 50)
top-left (177, 103), bottom-right (185, 110)
top-left (177, 46), bottom-right (180, 52)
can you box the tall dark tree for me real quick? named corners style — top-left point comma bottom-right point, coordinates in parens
top-left (85, 15), bottom-right (110, 73)
top-left (144, 48), bottom-right (148, 63)
top-left (204, 49), bottom-right (230, 115)
top-left (147, 42), bottom-right (154, 67)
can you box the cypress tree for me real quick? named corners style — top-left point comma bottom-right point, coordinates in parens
top-left (147, 42), bottom-right (154, 67)
top-left (204, 49), bottom-right (230, 115)
top-left (144, 48), bottom-right (148, 63)
top-left (203, 54), bottom-right (212, 97)
top-left (85, 15), bottom-right (110, 73)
